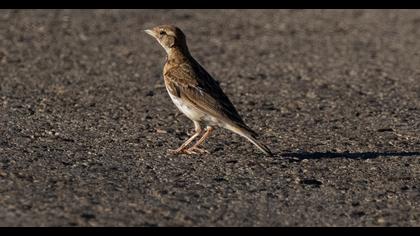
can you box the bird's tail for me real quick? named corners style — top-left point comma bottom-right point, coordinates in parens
top-left (227, 124), bottom-right (273, 156)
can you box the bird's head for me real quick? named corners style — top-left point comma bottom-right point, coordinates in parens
top-left (144, 25), bottom-right (188, 54)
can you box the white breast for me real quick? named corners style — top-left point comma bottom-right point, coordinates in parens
top-left (168, 91), bottom-right (205, 121)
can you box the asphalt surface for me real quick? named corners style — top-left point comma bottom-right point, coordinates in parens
top-left (0, 10), bottom-right (419, 226)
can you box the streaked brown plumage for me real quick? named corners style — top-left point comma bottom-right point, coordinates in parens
top-left (145, 25), bottom-right (272, 156)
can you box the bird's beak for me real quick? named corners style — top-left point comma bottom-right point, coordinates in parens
top-left (144, 29), bottom-right (157, 38)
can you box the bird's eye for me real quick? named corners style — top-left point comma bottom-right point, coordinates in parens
top-left (159, 31), bottom-right (166, 35)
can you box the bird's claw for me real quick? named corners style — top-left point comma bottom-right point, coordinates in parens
top-left (167, 148), bottom-right (185, 154)
top-left (167, 146), bottom-right (209, 155)
top-left (187, 146), bottom-right (209, 154)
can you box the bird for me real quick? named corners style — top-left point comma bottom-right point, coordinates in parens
top-left (144, 25), bottom-right (272, 156)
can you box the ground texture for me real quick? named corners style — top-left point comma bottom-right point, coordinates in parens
top-left (0, 10), bottom-right (419, 226)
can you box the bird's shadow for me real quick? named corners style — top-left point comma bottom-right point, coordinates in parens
top-left (279, 151), bottom-right (420, 160)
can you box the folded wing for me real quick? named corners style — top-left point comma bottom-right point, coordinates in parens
top-left (164, 60), bottom-right (258, 137)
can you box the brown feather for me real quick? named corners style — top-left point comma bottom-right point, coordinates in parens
top-left (164, 59), bottom-right (258, 137)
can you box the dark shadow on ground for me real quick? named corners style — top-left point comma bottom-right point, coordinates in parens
top-left (280, 151), bottom-right (420, 160)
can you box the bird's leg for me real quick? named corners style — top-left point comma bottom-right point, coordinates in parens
top-left (186, 126), bottom-right (214, 153)
top-left (168, 121), bottom-right (202, 154)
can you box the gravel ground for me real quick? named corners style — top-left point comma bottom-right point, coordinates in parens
top-left (0, 9), bottom-right (419, 226)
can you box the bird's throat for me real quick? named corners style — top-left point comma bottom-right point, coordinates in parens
top-left (166, 47), bottom-right (192, 64)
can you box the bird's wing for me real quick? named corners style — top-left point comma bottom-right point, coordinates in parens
top-left (164, 61), bottom-right (257, 137)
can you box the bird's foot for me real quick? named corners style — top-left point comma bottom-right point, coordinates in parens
top-left (167, 146), bottom-right (209, 155)
top-left (167, 148), bottom-right (186, 154)
top-left (167, 147), bottom-right (196, 155)
top-left (186, 146), bottom-right (209, 154)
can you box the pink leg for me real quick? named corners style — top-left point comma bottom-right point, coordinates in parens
top-left (168, 121), bottom-right (202, 154)
top-left (186, 126), bottom-right (214, 154)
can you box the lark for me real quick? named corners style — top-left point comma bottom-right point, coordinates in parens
top-left (145, 25), bottom-right (272, 156)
